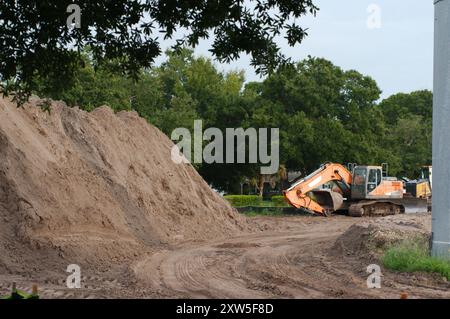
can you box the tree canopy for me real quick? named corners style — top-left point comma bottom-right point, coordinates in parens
top-left (0, 0), bottom-right (318, 104)
top-left (377, 90), bottom-right (432, 177)
top-left (30, 49), bottom-right (433, 193)
top-left (1, 1), bottom-right (432, 194)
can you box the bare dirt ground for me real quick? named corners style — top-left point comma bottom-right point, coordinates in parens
top-left (1, 214), bottom-right (449, 299)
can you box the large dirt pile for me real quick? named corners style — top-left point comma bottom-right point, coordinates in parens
top-left (0, 96), bottom-right (250, 275)
top-left (333, 213), bottom-right (431, 260)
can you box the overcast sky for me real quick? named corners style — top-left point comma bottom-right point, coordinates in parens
top-left (157, 0), bottom-right (434, 99)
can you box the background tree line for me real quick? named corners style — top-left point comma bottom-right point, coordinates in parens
top-left (33, 49), bottom-right (432, 194)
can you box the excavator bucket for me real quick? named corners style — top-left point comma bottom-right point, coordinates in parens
top-left (309, 190), bottom-right (344, 212)
top-left (399, 197), bottom-right (430, 214)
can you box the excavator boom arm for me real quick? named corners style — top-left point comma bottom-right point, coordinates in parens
top-left (283, 163), bottom-right (353, 215)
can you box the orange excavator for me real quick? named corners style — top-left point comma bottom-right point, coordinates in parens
top-left (283, 163), bottom-right (429, 217)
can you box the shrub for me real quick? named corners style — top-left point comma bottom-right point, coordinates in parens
top-left (271, 195), bottom-right (288, 207)
top-left (224, 195), bottom-right (262, 207)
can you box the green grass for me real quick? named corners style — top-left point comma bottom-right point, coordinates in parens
top-left (382, 239), bottom-right (450, 280)
top-left (251, 201), bottom-right (288, 208)
top-left (239, 207), bottom-right (286, 217)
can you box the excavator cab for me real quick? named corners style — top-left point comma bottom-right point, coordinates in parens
top-left (351, 165), bottom-right (403, 200)
top-left (420, 166), bottom-right (432, 190)
top-left (351, 166), bottom-right (382, 199)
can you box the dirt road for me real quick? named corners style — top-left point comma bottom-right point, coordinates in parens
top-left (133, 215), bottom-right (450, 299)
top-left (2, 215), bottom-right (449, 299)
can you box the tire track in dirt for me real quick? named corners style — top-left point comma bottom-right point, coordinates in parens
top-left (133, 217), bottom-right (358, 298)
top-left (133, 216), bottom-right (450, 299)
top-left (3, 216), bottom-right (449, 299)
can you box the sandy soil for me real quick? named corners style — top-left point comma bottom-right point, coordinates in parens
top-left (0, 96), bottom-right (251, 279)
top-left (1, 214), bottom-right (448, 299)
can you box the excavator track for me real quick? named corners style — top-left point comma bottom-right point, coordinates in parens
top-left (348, 201), bottom-right (404, 217)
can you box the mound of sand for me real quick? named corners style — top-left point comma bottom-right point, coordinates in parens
top-left (333, 213), bottom-right (431, 259)
top-left (0, 96), bottom-right (250, 275)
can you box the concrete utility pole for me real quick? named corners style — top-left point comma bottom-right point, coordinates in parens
top-left (432, 0), bottom-right (450, 259)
